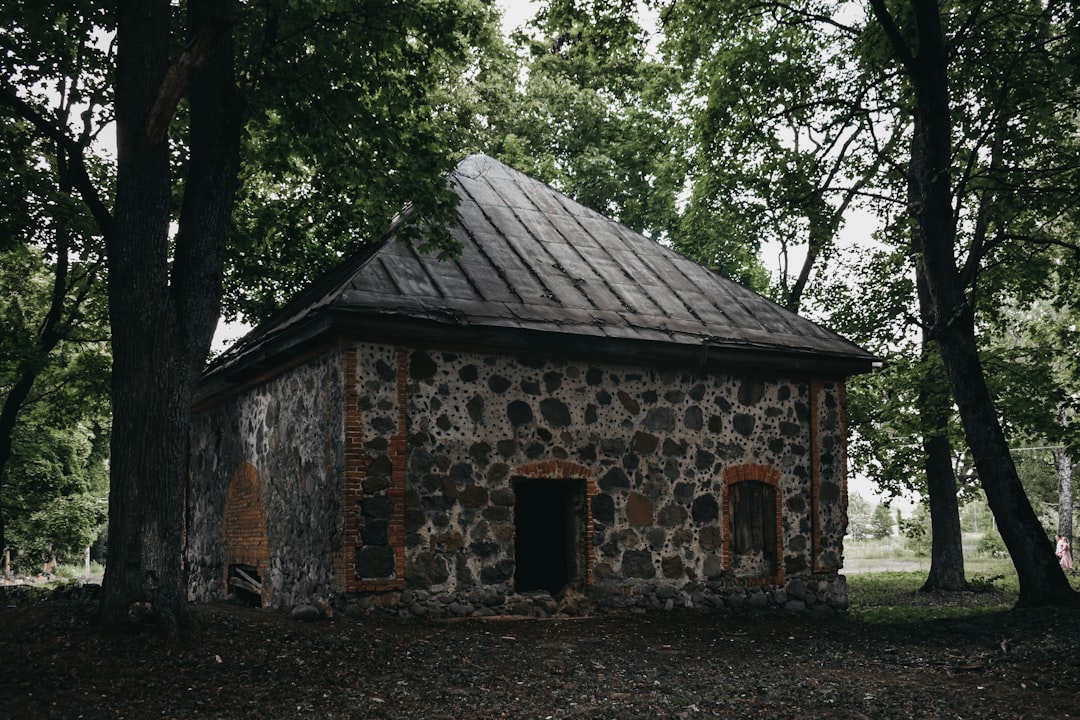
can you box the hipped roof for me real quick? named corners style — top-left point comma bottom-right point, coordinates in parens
top-left (199, 154), bottom-right (878, 401)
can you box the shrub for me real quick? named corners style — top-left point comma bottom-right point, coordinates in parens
top-left (976, 527), bottom-right (1007, 557)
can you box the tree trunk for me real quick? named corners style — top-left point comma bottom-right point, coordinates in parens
top-left (1056, 403), bottom-right (1074, 559)
top-left (871, 0), bottom-right (1077, 606)
top-left (101, 0), bottom-right (242, 632)
top-left (908, 3), bottom-right (1073, 606)
top-left (913, 238), bottom-right (968, 592)
top-left (918, 349), bottom-right (968, 592)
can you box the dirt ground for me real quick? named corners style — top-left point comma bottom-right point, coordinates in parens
top-left (1, 583), bottom-right (1078, 720)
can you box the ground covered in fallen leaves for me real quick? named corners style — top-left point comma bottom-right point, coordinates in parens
top-left (1, 583), bottom-right (1078, 719)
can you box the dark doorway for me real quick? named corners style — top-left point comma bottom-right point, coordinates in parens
top-left (513, 478), bottom-right (584, 594)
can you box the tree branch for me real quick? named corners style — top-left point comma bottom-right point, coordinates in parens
top-left (0, 85), bottom-right (113, 237)
top-left (868, 0), bottom-right (916, 73)
top-left (145, 24), bottom-right (226, 144)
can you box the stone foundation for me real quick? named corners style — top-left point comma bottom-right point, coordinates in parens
top-left (340, 573), bottom-right (849, 621)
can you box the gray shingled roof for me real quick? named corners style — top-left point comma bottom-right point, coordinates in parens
top-left (200, 154), bottom-right (877, 398)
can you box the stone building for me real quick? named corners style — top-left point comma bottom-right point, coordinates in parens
top-left (186, 154), bottom-right (879, 618)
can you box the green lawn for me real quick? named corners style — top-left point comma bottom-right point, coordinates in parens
top-left (844, 545), bottom-right (1080, 623)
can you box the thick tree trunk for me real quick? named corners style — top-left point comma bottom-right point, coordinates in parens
top-left (914, 251), bottom-right (968, 592)
top-left (101, 0), bottom-right (242, 632)
top-left (101, 0), bottom-right (184, 628)
top-left (908, 5), bottom-right (1073, 605)
top-left (872, 0), bottom-right (1077, 606)
top-left (918, 357), bottom-right (968, 592)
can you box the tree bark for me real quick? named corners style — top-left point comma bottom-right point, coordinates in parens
top-left (917, 345), bottom-right (968, 592)
top-left (1056, 404), bottom-right (1074, 558)
top-left (912, 208), bottom-right (967, 592)
top-left (871, 0), bottom-right (1076, 606)
top-left (101, 0), bottom-right (242, 632)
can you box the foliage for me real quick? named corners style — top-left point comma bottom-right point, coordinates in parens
top-left (846, 492), bottom-right (872, 540)
top-left (870, 503), bottom-right (894, 540)
top-left (481, 0), bottom-right (690, 249)
top-left (221, 0), bottom-right (506, 323)
top-left (660, 0), bottom-right (894, 307)
top-left (4, 415), bottom-right (109, 573)
top-left (0, 112), bottom-right (111, 564)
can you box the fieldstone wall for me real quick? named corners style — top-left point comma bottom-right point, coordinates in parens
top-left (187, 339), bottom-right (851, 619)
top-left (187, 349), bottom-right (346, 608)
top-left (344, 342), bottom-right (849, 619)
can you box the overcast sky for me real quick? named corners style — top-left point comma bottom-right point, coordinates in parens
top-left (497, 0), bottom-right (538, 35)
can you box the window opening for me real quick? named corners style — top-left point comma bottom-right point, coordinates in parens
top-left (730, 480), bottom-right (778, 578)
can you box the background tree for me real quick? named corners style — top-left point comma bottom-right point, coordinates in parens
top-left (871, 503), bottom-right (894, 540)
top-left (0, 100), bottom-right (111, 567)
top-left (985, 295), bottom-right (1080, 541)
top-left (479, 0), bottom-right (688, 245)
top-left (846, 492), bottom-right (873, 541)
top-left (661, 0), bottom-right (977, 591)
top-left (868, 0), bottom-right (1079, 605)
top-left (662, 0), bottom-right (1080, 604)
top-left (4, 413), bottom-right (109, 573)
top-left (660, 0), bottom-right (900, 305)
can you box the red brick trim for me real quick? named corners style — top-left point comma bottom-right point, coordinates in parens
top-left (812, 381), bottom-right (845, 574)
top-left (721, 463), bottom-right (784, 586)
top-left (513, 461), bottom-right (597, 586)
top-left (514, 460), bottom-right (592, 480)
top-left (835, 381), bottom-right (850, 572)
top-left (222, 461), bottom-right (270, 605)
top-left (338, 345), bottom-right (365, 593)
top-left (343, 346), bottom-right (410, 593)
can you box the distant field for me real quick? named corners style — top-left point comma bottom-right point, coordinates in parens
top-left (842, 535), bottom-right (1014, 575)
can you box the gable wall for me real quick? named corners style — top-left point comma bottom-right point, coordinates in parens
top-left (344, 341), bottom-right (849, 617)
top-left (187, 348), bottom-right (346, 608)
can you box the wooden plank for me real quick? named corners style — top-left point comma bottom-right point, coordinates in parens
top-left (230, 576), bottom-right (261, 595)
top-left (234, 566), bottom-right (262, 589)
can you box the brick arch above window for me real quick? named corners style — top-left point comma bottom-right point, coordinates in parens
top-left (723, 463), bottom-right (780, 488)
top-left (722, 463), bottom-right (784, 586)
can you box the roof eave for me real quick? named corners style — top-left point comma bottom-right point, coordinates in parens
top-left (196, 308), bottom-right (880, 407)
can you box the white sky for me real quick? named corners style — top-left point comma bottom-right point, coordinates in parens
top-left (497, 0), bottom-right (539, 35)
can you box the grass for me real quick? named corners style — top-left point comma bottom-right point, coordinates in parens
top-left (842, 532), bottom-right (1080, 622)
top-left (846, 566), bottom-right (1080, 623)
top-left (847, 569), bottom-right (1015, 623)
top-left (54, 560), bottom-right (105, 580)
